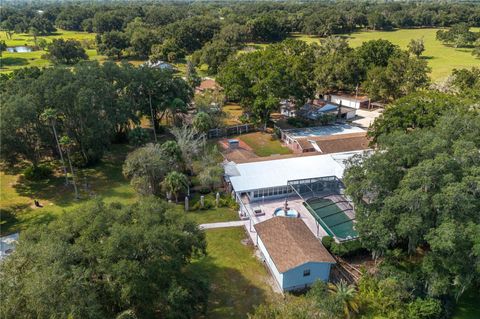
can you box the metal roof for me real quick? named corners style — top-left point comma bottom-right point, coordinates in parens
top-left (225, 151), bottom-right (363, 192)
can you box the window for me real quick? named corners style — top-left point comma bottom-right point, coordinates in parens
top-left (303, 269), bottom-right (310, 277)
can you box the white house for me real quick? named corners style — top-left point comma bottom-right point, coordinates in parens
top-left (255, 217), bottom-right (336, 291)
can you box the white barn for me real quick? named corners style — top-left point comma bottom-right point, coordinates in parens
top-left (255, 217), bottom-right (336, 291)
top-left (328, 94), bottom-right (370, 110)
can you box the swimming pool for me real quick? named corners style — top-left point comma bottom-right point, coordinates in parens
top-left (304, 198), bottom-right (358, 241)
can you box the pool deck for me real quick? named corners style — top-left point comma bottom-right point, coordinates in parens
top-left (242, 196), bottom-right (329, 243)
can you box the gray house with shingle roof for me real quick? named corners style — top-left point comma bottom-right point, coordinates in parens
top-left (254, 217), bottom-right (336, 292)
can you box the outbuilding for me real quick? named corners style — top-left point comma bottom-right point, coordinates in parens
top-left (255, 217), bottom-right (336, 291)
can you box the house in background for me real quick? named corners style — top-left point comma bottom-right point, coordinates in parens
top-left (143, 60), bottom-right (175, 71)
top-left (326, 93), bottom-right (370, 110)
top-left (255, 217), bottom-right (336, 292)
top-left (280, 100), bottom-right (296, 117)
top-left (195, 78), bottom-right (222, 95)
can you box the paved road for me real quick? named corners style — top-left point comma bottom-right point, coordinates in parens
top-left (199, 220), bottom-right (246, 230)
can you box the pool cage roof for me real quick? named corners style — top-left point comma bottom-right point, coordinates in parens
top-left (287, 176), bottom-right (358, 242)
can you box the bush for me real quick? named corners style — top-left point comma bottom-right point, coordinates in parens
top-left (23, 164), bottom-right (52, 181)
top-left (322, 236), bottom-right (334, 250)
top-left (330, 239), bottom-right (366, 257)
top-left (128, 127), bottom-right (149, 146)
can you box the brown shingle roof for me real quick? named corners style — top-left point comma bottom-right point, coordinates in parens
top-left (196, 79), bottom-right (221, 92)
top-left (296, 132), bottom-right (370, 153)
top-left (255, 217), bottom-right (335, 273)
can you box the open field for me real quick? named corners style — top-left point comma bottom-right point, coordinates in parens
top-left (238, 132), bottom-right (292, 157)
top-left (291, 28), bottom-right (480, 81)
top-left (192, 227), bottom-right (278, 318)
top-left (0, 29), bottom-right (106, 72)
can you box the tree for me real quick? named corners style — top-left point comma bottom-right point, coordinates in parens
top-left (170, 125), bottom-right (206, 173)
top-left (0, 198), bottom-right (208, 319)
top-left (472, 39), bottom-right (480, 57)
top-left (162, 171), bottom-right (188, 202)
top-left (246, 13), bottom-right (287, 42)
top-left (356, 39), bottom-right (399, 68)
top-left (436, 23), bottom-right (479, 48)
top-left (0, 40), bottom-right (6, 57)
top-left (185, 61), bottom-right (201, 89)
top-left (45, 39), bottom-right (88, 65)
top-left (40, 108), bottom-right (68, 185)
top-left (344, 104), bottom-right (480, 298)
top-left (192, 112), bottom-right (213, 133)
top-left (123, 143), bottom-right (168, 196)
top-left (407, 38), bottom-right (425, 57)
top-left (218, 39), bottom-right (316, 124)
top-left (59, 135), bottom-right (79, 199)
top-left (96, 31), bottom-right (129, 59)
top-left (327, 280), bottom-right (359, 319)
top-left (362, 52), bottom-right (430, 101)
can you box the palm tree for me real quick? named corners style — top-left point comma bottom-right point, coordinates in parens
top-left (328, 280), bottom-right (359, 319)
top-left (59, 136), bottom-right (79, 199)
top-left (41, 108), bottom-right (68, 185)
top-left (162, 171), bottom-right (188, 203)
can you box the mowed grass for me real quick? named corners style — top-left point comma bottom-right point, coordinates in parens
top-left (239, 132), bottom-right (292, 157)
top-left (291, 28), bottom-right (480, 81)
top-left (192, 227), bottom-right (278, 318)
top-left (0, 29), bottom-right (105, 73)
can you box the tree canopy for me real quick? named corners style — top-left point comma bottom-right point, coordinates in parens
top-left (0, 198), bottom-right (208, 319)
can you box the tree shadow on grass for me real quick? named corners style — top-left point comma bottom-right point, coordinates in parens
top-left (190, 255), bottom-right (269, 319)
top-left (421, 55), bottom-right (434, 60)
top-left (0, 57), bottom-right (29, 67)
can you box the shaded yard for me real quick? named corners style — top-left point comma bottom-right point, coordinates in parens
top-left (192, 228), bottom-right (279, 318)
top-left (453, 288), bottom-right (480, 319)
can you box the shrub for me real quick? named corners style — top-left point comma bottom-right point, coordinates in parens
top-left (330, 239), bottom-right (366, 257)
top-left (128, 127), bottom-right (149, 146)
top-left (23, 164), bottom-right (52, 181)
top-left (322, 236), bottom-right (334, 250)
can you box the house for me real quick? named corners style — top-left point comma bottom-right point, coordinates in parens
top-left (224, 150), bottom-right (363, 202)
top-left (143, 60), bottom-right (175, 71)
top-left (255, 217), bottom-right (336, 291)
top-left (195, 78), bottom-right (222, 94)
top-left (327, 94), bottom-right (370, 110)
top-left (280, 100), bottom-right (296, 117)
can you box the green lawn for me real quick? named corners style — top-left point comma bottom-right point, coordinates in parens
top-left (186, 207), bottom-right (238, 224)
top-left (0, 144), bottom-right (137, 234)
top-left (0, 29), bottom-right (105, 73)
top-left (192, 228), bottom-right (278, 318)
top-left (290, 28), bottom-right (480, 81)
top-left (453, 289), bottom-right (480, 319)
top-left (239, 132), bottom-right (292, 157)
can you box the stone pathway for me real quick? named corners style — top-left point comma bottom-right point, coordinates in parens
top-left (199, 220), bottom-right (246, 230)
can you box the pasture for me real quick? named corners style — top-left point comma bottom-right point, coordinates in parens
top-left (291, 28), bottom-right (480, 81)
top-left (0, 29), bottom-right (105, 72)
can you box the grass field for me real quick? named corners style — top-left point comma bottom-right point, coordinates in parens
top-left (0, 29), bottom-right (105, 72)
top-left (192, 228), bottom-right (278, 318)
top-left (291, 28), bottom-right (480, 81)
top-left (239, 132), bottom-right (292, 157)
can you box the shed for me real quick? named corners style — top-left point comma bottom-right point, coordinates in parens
top-left (255, 217), bottom-right (336, 291)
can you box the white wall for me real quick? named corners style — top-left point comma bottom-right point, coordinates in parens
top-left (282, 262), bottom-right (333, 291)
top-left (331, 96), bottom-right (360, 109)
top-left (257, 236), bottom-right (284, 290)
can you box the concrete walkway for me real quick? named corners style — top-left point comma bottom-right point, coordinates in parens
top-left (199, 220), bottom-right (246, 230)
